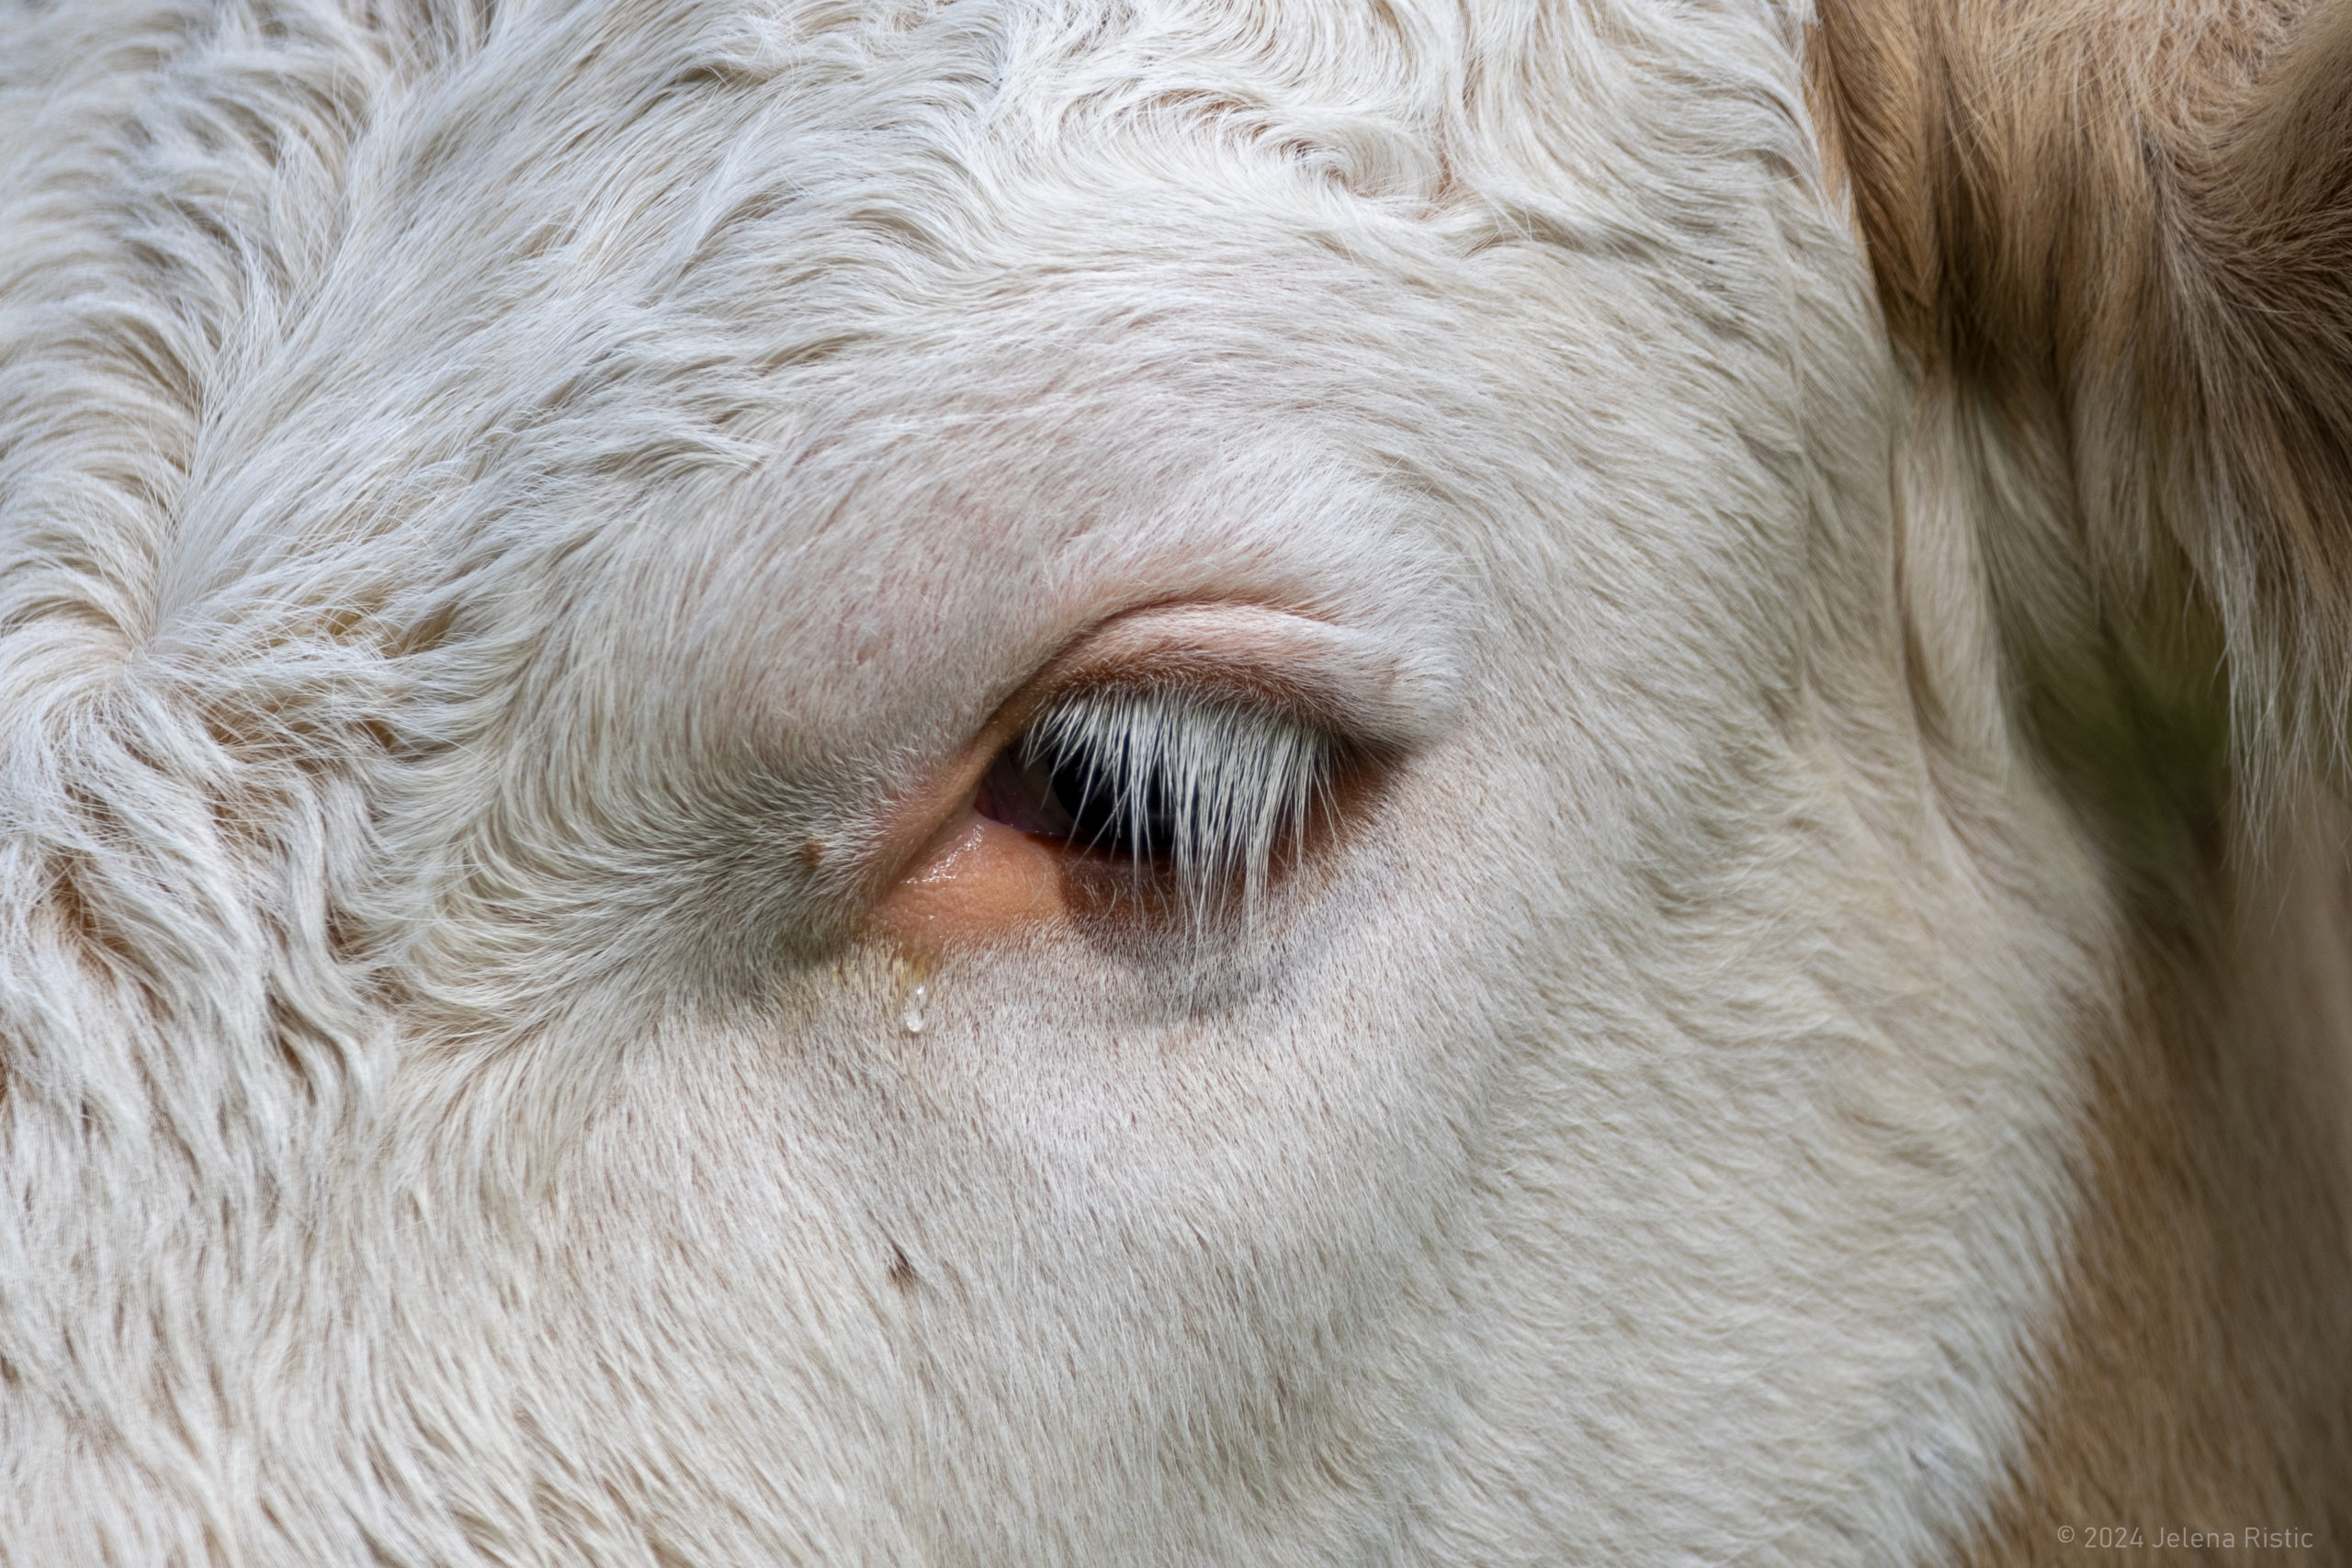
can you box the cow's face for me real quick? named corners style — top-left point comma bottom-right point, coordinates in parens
top-left (6, 0), bottom-right (2348, 1561)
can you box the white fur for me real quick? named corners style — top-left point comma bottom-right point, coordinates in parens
top-left (0, 0), bottom-right (2145, 1562)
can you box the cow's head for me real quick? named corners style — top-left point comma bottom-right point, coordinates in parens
top-left (2, 0), bottom-right (2346, 1561)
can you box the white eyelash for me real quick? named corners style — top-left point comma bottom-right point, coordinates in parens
top-left (1019, 688), bottom-right (1339, 920)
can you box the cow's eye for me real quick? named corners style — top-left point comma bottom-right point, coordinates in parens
top-left (973, 688), bottom-right (1340, 917)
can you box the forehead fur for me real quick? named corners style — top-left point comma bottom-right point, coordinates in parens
top-left (9, 0), bottom-right (1840, 592)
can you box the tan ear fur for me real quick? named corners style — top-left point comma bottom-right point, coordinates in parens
top-left (1812, 0), bottom-right (2352, 815)
top-left (1811, 5), bottom-right (2352, 1553)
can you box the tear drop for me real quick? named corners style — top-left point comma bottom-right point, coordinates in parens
top-left (900, 982), bottom-right (928, 1035)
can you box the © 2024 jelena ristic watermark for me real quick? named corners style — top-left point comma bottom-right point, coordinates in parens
top-left (2056, 1526), bottom-right (2317, 1551)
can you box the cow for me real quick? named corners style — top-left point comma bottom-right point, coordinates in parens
top-left (2, 0), bottom-right (2346, 1561)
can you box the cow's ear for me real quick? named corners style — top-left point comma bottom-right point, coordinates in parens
top-left (1809, 0), bottom-right (2352, 812)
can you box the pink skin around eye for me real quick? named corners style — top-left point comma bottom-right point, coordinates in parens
top-left (866, 806), bottom-right (1069, 960)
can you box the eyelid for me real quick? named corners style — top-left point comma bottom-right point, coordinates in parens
top-left (1031, 603), bottom-right (1451, 753)
top-left (856, 600), bottom-right (1451, 945)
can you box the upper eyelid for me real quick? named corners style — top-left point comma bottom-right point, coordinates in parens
top-left (1018, 603), bottom-right (1452, 752)
top-left (1019, 685), bottom-right (1345, 781)
top-left (1021, 681), bottom-right (1335, 747)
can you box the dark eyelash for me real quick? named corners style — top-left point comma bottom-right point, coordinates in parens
top-left (978, 689), bottom-right (1340, 918)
